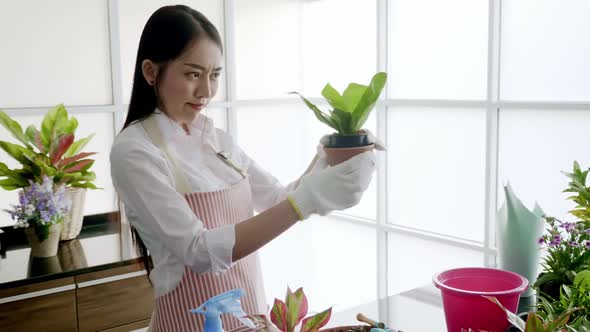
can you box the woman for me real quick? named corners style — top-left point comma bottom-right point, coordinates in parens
top-left (110, 5), bottom-right (376, 331)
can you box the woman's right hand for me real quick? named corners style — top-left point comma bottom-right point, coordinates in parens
top-left (287, 151), bottom-right (376, 220)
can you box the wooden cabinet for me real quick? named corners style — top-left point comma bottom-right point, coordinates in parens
top-left (0, 277), bottom-right (77, 332)
top-left (0, 263), bottom-right (153, 332)
top-left (76, 264), bottom-right (153, 332)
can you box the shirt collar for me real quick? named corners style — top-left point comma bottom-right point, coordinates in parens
top-left (153, 109), bottom-right (214, 141)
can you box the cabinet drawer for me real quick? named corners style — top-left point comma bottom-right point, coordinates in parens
top-left (0, 290), bottom-right (77, 331)
top-left (76, 265), bottom-right (153, 332)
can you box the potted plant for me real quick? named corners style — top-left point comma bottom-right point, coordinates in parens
top-left (246, 287), bottom-right (332, 332)
top-left (0, 104), bottom-right (98, 241)
top-left (290, 72), bottom-right (387, 166)
top-left (534, 162), bottom-right (590, 300)
top-left (4, 176), bottom-right (70, 257)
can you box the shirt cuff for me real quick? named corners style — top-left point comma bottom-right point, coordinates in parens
top-left (205, 224), bottom-right (235, 274)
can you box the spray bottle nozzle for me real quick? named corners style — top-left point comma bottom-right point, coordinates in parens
top-left (190, 288), bottom-right (255, 332)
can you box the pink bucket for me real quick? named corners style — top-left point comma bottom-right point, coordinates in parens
top-left (433, 267), bottom-right (528, 332)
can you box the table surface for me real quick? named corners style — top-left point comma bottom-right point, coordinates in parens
top-left (0, 211), bottom-right (140, 289)
top-left (326, 285), bottom-right (447, 331)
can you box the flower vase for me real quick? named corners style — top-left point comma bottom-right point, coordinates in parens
top-left (60, 187), bottom-right (86, 241)
top-left (25, 223), bottom-right (62, 257)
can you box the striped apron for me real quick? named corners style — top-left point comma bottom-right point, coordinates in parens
top-left (142, 115), bottom-right (267, 331)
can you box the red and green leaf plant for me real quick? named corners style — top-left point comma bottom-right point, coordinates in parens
top-left (0, 104), bottom-right (99, 190)
top-left (259, 287), bottom-right (332, 332)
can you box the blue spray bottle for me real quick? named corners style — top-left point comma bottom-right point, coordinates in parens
top-left (190, 288), bottom-right (256, 332)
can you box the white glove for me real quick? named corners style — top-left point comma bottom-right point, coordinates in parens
top-left (319, 129), bottom-right (387, 151)
top-left (287, 151), bottom-right (376, 220)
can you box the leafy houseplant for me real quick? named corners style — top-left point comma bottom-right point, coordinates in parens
top-left (290, 72), bottom-right (387, 166)
top-left (534, 270), bottom-right (590, 331)
top-left (4, 176), bottom-right (70, 257)
top-left (0, 104), bottom-right (98, 240)
top-left (249, 287), bottom-right (332, 332)
top-left (485, 296), bottom-right (581, 332)
top-left (534, 162), bottom-right (590, 300)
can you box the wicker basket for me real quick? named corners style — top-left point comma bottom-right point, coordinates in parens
top-left (60, 187), bottom-right (87, 241)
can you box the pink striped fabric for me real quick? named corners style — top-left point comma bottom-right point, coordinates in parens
top-left (151, 178), bottom-right (267, 331)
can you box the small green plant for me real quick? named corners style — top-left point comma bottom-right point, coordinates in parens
top-left (0, 104), bottom-right (98, 190)
top-left (485, 296), bottom-right (580, 332)
top-left (250, 287), bottom-right (332, 332)
top-left (290, 72), bottom-right (387, 136)
top-left (536, 271), bottom-right (590, 331)
top-left (535, 162), bottom-right (590, 300)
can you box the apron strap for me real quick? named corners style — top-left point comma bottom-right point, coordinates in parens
top-left (141, 115), bottom-right (193, 195)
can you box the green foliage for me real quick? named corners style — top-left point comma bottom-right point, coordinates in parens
top-left (263, 287), bottom-right (331, 332)
top-left (535, 276), bottom-right (590, 332)
top-left (563, 161), bottom-right (590, 222)
top-left (535, 161), bottom-right (590, 300)
top-left (0, 104), bottom-right (98, 190)
top-left (290, 72), bottom-right (387, 135)
top-left (485, 295), bottom-right (580, 332)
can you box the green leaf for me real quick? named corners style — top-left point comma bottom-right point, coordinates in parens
top-left (0, 177), bottom-right (28, 190)
top-left (341, 83), bottom-right (367, 113)
top-left (270, 298), bottom-right (288, 332)
top-left (41, 104), bottom-right (63, 150)
top-left (484, 296), bottom-right (526, 331)
top-left (63, 116), bottom-right (78, 136)
top-left (0, 110), bottom-right (31, 148)
top-left (285, 288), bottom-right (308, 331)
top-left (574, 270), bottom-right (590, 288)
top-left (0, 141), bottom-right (35, 165)
top-left (321, 83), bottom-right (348, 111)
top-left (350, 72), bottom-right (387, 132)
top-left (331, 109), bottom-right (354, 135)
top-left (289, 92), bottom-right (340, 132)
top-left (24, 125), bottom-right (45, 153)
top-left (64, 133), bottom-right (94, 158)
top-left (300, 307), bottom-right (332, 332)
top-left (524, 313), bottom-right (545, 332)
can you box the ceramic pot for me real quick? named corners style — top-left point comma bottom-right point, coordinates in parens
top-left (322, 131), bottom-right (375, 166)
top-left (25, 223), bottom-right (62, 257)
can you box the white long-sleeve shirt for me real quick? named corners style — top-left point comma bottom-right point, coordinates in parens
top-left (110, 111), bottom-right (294, 297)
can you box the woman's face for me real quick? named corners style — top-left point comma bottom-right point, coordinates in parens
top-left (156, 37), bottom-right (223, 126)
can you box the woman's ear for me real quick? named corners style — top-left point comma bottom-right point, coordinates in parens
top-left (141, 59), bottom-right (159, 86)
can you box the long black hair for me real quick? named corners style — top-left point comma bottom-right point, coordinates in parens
top-left (123, 5), bottom-right (223, 276)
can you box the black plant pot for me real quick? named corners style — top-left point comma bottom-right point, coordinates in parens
top-left (324, 131), bottom-right (371, 148)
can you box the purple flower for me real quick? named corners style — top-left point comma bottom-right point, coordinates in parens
top-left (586, 241), bottom-right (590, 249)
top-left (568, 241), bottom-right (580, 247)
top-left (585, 228), bottom-right (590, 235)
top-left (562, 222), bottom-right (576, 233)
top-left (549, 235), bottom-right (562, 246)
top-left (537, 237), bottom-right (546, 245)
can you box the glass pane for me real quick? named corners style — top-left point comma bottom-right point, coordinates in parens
top-left (498, 109), bottom-right (590, 222)
top-left (0, 1), bottom-right (112, 108)
top-left (236, 104), bottom-right (377, 220)
top-left (500, 0), bottom-right (590, 101)
top-left (301, 0), bottom-right (377, 96)
top-left (235, 0), bottom-right (301, 99)
top-left (118, 0), bottom-right (225, 104)
top-left (387, 0), bottom-right (488, 100)
top-left (387, 232), bottom-right (483, 295)
top-left (0, 112), bottom-right (116, 227)
top-left (259, 216), bottom-right (376, 313)
top-left (339, 113), bottom-right (377, 221)
top-left (236, 104), bottom-right (327, 187)
top-left (387, 107), bottom-right (486, 241)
